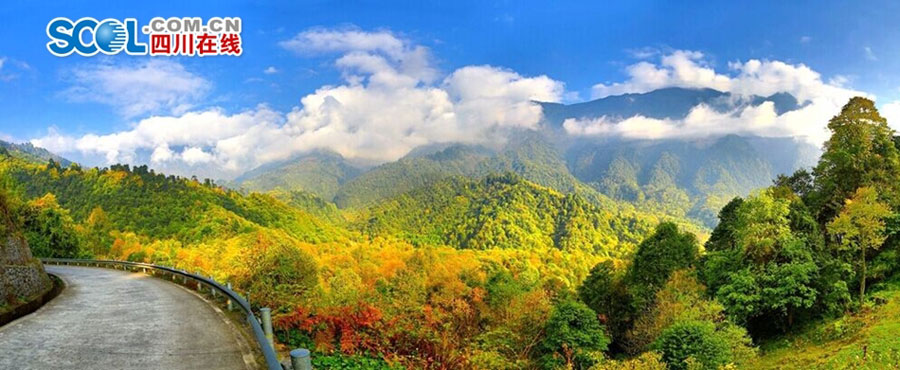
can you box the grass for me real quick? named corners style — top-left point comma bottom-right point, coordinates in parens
top-left (751, 281), bottom-right (900, 369)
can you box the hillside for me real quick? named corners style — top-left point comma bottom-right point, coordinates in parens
top-left (231, 151), bottom-right (363, 200)
top-left (234, 88), bottom-right (819, 230)
top-left (0, 140), bottom-right (71, 167)
top-left (334, 132), bottom-right (602, 208)
top-left (0, 142), bottom-right (669, 369)
top-left (356, 173), bottom-right (662, 256)
top-left (565, 134), bottom-right (819, 226)
top-left (752, 279), bottom-right (900, 368)
top-left (5, 96), bottom-right (899, 369)
top-left (0, 154), bottom-right (347, 246)
top-left (334, 144), bottom-right (494, 208)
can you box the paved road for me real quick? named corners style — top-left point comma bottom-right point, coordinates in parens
top-left (0, 266), bottom-right (252, 370)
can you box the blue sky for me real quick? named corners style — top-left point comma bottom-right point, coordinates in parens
top-left (1, 0), bottom-right (899, 178)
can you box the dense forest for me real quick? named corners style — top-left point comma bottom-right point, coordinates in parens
top-left (3, 96), bottom-right (900, 369)
top-left (234, 88), bottom-right (820, 230)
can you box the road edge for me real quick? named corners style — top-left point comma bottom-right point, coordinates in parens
top-left (0, 273), bottom-right (65, 328)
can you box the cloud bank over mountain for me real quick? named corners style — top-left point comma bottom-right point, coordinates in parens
top-left (32, 28), bottom-right (878, 179)
top-left (35, 28), bottom-right (562, 179)
top-left (571, 50), bottom-right (867, 145)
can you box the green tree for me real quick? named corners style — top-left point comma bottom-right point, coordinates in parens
top-left (240, 230), bottom-right (319, 312)
top-left (22, 193), bottom-right (81, 258)
top-left (704, 197), bottom-right (743, 253)
top-left (827, 186), bottom-right (893, 302)
top-left (773, 169), bottom-right (815, 200)
top-left (734, 189), bottom-right (791, 263)
top-left (627, 222), bottom-right (699, 309)
top-left (626, 270), bottom-right (755, 362)
top-left (579, 261), bottom-right (622, 320)
top-left (813, 97), bottom-right (900, 221)
top-left (703, 189), bottom-right (823, 332)
top-left (84, 206), bottom-right (113, 256)
top-left (651, 320), bottom-right (731, 370)
top-left (579, 260), bottom-right (633, 344)
top-left (539, 300), bottom-right (611, 369)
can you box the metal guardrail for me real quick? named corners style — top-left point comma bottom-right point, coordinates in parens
top-left (41, 258), bottom-right (286, 370)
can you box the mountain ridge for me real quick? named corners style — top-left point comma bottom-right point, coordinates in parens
top-left (0, 140), bottom-right (71, 167)
top-left (539, 87), bottom-right (803, 126)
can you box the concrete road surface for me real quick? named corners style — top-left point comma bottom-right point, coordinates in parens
top-left (0, 265), bottom-right (253, 370)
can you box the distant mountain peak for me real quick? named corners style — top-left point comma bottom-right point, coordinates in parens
top-left (539, 87), bottom-right (801, 126)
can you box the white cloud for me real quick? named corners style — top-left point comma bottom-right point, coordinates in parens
top-left (0, 56), bottom-right (30, 82)
top-left (0, 57), bottom-right (9, 82)
top-left (800, 36), bottom-right (812, 43)
top-left (61, 59), bottom-right (210, 118)
top-left (279, 27), bottom-right (437, 83)
top-left (592, 50), bottom-right (732, 98)
top-left (32, 107), bottom-right (285, 178)
top-left (33, 37), bottom-right (874, 180)
top-left (591, 51), bottom-right (861, 103)
top-left (35, 29), bottom-right (562, 179)
top-left (880, 101), bottom-right (900, 132)
top-left (263, 66), bottom-right (279, 74)
top-left (575, 50), bottom-right (867, 145)
top-left (181, 147), bottom-right (215, 165)
top-left (626, 47), bottom-right (660, 59)
top-left (564, 102), bottom-right (812, 141)
top-left (864, 46), bottom-right (878, 61)
top-left (277, 63), bottom-right (561, 163)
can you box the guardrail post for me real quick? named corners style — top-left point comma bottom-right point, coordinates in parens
top-left (290, 349), bottom-right (312, 370)
top-left (261, 308), bottom-right (275, 349)
top-left (210, 276), bottom-right (217, 298)
top-left (226, 283), bottom-right (234, 311)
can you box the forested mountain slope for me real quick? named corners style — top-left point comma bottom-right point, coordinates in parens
top-left (231, 151), bottom-right (363, 201)
top-left (0, 140), bottom-right (71, 167)
top-left (565, 134), bottom-right (819, 226)
top-left (334, 144), bottom-right (494, 208)
top-left (357, 173), bottom-right (663, 256)
top-left (0, 156), bottom-right (346, 246)
top-left (235, 88), bottom-right (820, 230)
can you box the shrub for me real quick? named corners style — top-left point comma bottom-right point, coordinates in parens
top-left (590, 351), bottom-right (667, 370)
top-left (540, 300), bottom-right (611, 369)
top-left (652, 320), bottom-right (729, 370)
top-left (626, 270), bottom-right (723, 354)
